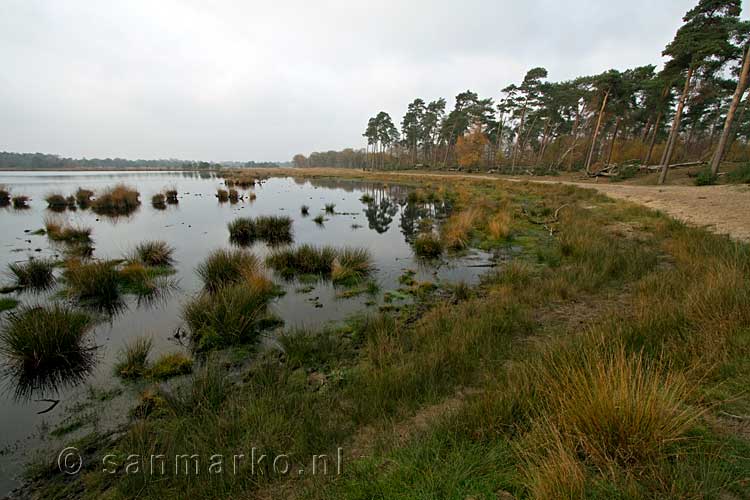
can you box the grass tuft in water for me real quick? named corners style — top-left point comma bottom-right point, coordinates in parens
top-left (91, 184), bottom-right (141, 216)
top-left (114, 336), bottom-right (153, 380)
top-left (413, 232), bottom-right (443, 258)
top-left (129, 241), bottom-right (175, 267)
top-left (196, 248), bottom-right (260, 292)
top-left (164, 188), bottom-right (179, 204)
top-left (7, 258), bottom-right (56, 291)
top-left (266, 244), bottom-right (337, 278)
top-left (300, 204), bottom-right (310, 216)
top-left (151, 193), bottom-right (166, 209)
top-left (0, 297), bottom-right (20, 312)
top-left (0, 304), bottom-right (95, 400)
top-left (325, 203), bottom-right (336, 214)
top-left (45, 193), bottom-right (75, 211)
top-left (63, 260), bottom-right (122, 311)
top-left (216, 189), bottom-right (229, 202)
top-left (75, 188), bottom-right (94, 208)
top-left (12, 195), bottom-right (30, 209)
top-left (148, 353), bottom-right (192, 380)
top-left (331, 248), bottom-right (374, 285)
top-left (228, 216), bottom-right (293, 246)
top-left (0, 186), bottom-right (10, 206)
top-left (44, 216), bottom-right (92, 243)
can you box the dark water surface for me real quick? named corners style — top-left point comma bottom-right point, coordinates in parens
top-left (0, 170), bottom-right (492, 492)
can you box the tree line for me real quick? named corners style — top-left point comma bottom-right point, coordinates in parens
top-left (0, 152), bottom-right (281, 170)
top-left (294, 0), bottom-right (750, 184)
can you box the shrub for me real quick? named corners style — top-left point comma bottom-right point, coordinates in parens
top-left (300, 205), bottom-right (310, 216)
top-left (182, 281), bottom-right (278, 350)
top-left (325, 203), bottom-right (336, 214)
top-left (196, 249), bottom-right (259, 292)
top-left (151, 193), bottom-right (166, 209)
top-left (114, 336), bottom-right (153, 379)
top-left (726, 162), bottom-right (750, 184)
top-left (148, 353), bottom-right (192, 380)
top-left (413, 233), bottom-right (443, 258)
top-left (75, 188), bottom-right (94, 208)
top-left (12, 196), bottom-right (29, 209)
top-left (216, 189), bottom-right (229, 202)
top-left (0, 304), bottom-right (95, 399)
top-left (130, 241), bottom-right (175, 267)
top-left (7, 258), bottom-right (56, 291)
top-left (694, 168), bottom-right (717, 186)
top-left (331, 248), bottom-right (373, 285)
top-left (91, 184), bottom-right (141, 215)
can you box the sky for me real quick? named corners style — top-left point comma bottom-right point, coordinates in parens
top-left (0, 0), bottom-right (722, 162)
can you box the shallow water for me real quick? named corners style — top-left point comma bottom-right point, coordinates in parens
top-left (0, 170), bottom-right (493, 492)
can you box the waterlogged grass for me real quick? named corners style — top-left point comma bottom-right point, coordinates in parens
top-left (44, 216), bottom-right (92, 243)
top-left (12, 195), bottom-right (30, 209)
top-left (227, 215), bottom-right (293, 246)
top-left (413, 232), bottom-right (443, 258)
top-left (0, 297), bottom-right (20, 312)
top-left (325, 203), bottom-right (336, 214)
top-left (7, 258), bottom-right (56, 291)
top-left (196, 248), bottom-right (260, 292)
top-left (75, 188), bottom-right (94, 208)
top-left (91, 184), bottom-right (140, 216)
top-left (216, 188), bottom-right (229, 202)
top-left (26, 173), bottom-right (750, 499)
top-left (0, 304), bottom-right (95, 400)
top-left (114, 336), bottom-right (191, 380)
top-left (129, 240), bottom-right (175, 267)
top-left (183, 279), bottom-right (281, 351)
top-left (45, 193), bottom-right (76, 211)
top-left (265, 244), bottom-right (372, 283)
top-left (151, 193), bottom-right (166, 209)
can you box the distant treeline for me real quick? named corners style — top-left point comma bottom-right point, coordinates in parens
top-left (0, 152), bottom-right (281, 170)
top-left (294, 0), bottom-right (750, 184)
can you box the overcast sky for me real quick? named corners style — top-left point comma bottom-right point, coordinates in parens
top-left (0, 0), bottom-right (724, 162)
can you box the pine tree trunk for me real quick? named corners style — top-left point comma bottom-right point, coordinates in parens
top-left (658, 66), bottom-right (694, 185)
top-left (585, 90), bottom-right (609, 174)
top-left (606, 118), bottom-right (621, 166)
top-left (710, 45), bottom-right (750, 176)
top-left (644, 112), bottom-right (662, 165)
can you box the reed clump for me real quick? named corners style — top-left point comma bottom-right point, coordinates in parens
top-left (7, 258), bottom-right (56, 291)
top-left (91, 184), bottom-right (141, 215)
top-left (227, 216), bottom-right (293, 246)
top-left (75, 188), bottom-right (94, 208)
top-left (196, 249), bottom-right (260, 292)
top-left (129, 241), bottom-right (175, 267)
top-left (12, 196), bottom-right (30, 209)
top-left (44, 216), bottom-right (92, 243)
top-left (413, 232), bottom-right (443, 258)
top-left (151, 193), bottom-right (166, 209)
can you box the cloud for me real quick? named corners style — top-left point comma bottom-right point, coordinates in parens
top-left (0, 0), bottom-right (705, 161)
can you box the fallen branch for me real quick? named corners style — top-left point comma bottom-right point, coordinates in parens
top-left (36, 399), bottom-right (60, 414)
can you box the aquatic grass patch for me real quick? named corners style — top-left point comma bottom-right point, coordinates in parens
top-left (360, 193), bottom-right (374, 204)
top-left (151, 193), bottom-right (166, 209)
top-left (164, 188), bottom-right (179, 204)
top-left (75, 188), bottom-right (94, 208)
top-left (313, 214), bottom-right (325, 225)
top-left (148, 352), bottom-right (192, 380)
top-left (114, 336), bottom-right (153, 380)
top-left (44, 216), bottom-right (92, 243)
top-left (227, 216), bottom-right (293, 246)
top-left (488, 209), bottom-right (513, 240)
top-left (228, 188), bottom-right (241, 203)
top-left (182, 280), bottom-right (280, 351)
top-left (0, 186), bottom-right (10, 206)
top-left (331, 247), bottom-right (374, 285)
top-left (12, 195), bottom-right (30, 209)
top-left (91, 184), bottom-right (141, 216)
top-left (45, 193), bottom-right (75, 211)
top-left (129, 240), bottom-right (175, 267)
top-left (196, 248), bottom-right (260, 292)
top-left (216, 188), bottom-right (229, 202)
top-left (0, 297), bottom-right (19, 312)
top-left (325, 203), bottom-right (336, 214)
top-left (0, 304), bottom-right (95, 400)
top-left (7, 258), bottom-right (56, 291)
top-left (413, 232), bottom-right (443, 258)
top-left (441, 208), bottom-right (481, 250)
top-left (63, 260), bottom-right (123, 312)
top-left (300, 204), bottom-right (310, 216)
top-left (266, 244), bottom-right (338, 278)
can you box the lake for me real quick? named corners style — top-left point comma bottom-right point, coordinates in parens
top-left (0, 170), bottom-right (493, 493)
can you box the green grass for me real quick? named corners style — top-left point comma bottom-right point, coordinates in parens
top-left (301, 204), bottom-right (310, 216)
top-left (331, 247), bottom-right (374, 285)
top-left (325, 203), bottom-right (336, 214)
top-left (182, 281), bottom-right (280, 351)
top-left (266, 244), bottom-right (338, 278)
top-left (0, 304), bottom-right (95, 400)
top-left (227, 216), bottom-right (293, 246)
top-left (413, 232), bottom-right (443, 258)
top-left (114, 336), bottom-right (153, 380)
top-left (313, 213), bottom-right (325, 225)
top-left (148, 352), bottom-right (192, 380)
top-left (195, 248), bottom-right (260, 292)
top-left (0, 297), bottom-right (20, 312)
top-left (63, 260), bottom-right (122, 311)
top-left (7, 258), bottom-right (56, 291)
top-left (360, 193), bottom-right (375, 204)
top-left (694, 167), bottom-right (717, 186)
top-left (726, 162), bottom-right (750, 183)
